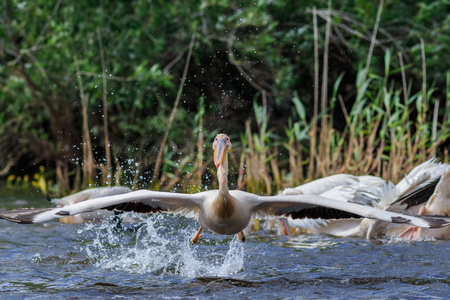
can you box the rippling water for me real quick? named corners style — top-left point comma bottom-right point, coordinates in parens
top-left (1, 190), bottom-right (449, 299)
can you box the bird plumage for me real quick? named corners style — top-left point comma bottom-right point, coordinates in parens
top-left (50, 186), bottom-right (132, 207)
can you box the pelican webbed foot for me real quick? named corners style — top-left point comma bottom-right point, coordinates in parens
top-left (191, 226), bottom-right (204, 244)
top-left (400, 226), bottom-right (422, 240)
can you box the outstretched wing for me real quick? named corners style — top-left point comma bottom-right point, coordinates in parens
top-left (0, 190), bottom-right (204, 224)
top-left (251, 194), bottom-right (450, 229)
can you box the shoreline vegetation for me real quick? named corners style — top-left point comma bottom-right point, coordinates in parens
top-left (1, 1), bottom-right (448, 197)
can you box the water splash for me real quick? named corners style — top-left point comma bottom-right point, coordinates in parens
top-left (382, 234), bottom-right (437, 244)
top-left (77, 213), bottom-right (245, 277)
top-left (284, 235), bottom-right (341, 250)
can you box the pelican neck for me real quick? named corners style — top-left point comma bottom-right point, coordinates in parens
top-left (217, 159), bottom-right (230, 196)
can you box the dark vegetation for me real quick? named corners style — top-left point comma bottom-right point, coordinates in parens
top-left (0, 0), bottom-right (448, 196)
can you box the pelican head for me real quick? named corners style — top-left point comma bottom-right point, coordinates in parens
top-left (213, 133), bottom-right (232, 169)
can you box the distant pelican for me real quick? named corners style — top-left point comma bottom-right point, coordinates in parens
top-left (275, 174), bottom-right (386, 236)
top-left (279, 159), bottom-right (450, 240)
top-left (366, 159), bottom-right (450, 240)
top-left (1, 134), bottom-right (449, 244)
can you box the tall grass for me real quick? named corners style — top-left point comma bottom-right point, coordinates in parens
top-left (238, 49), bottom-right (448, 192)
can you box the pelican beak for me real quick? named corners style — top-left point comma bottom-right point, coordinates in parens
top-left (213, 134), bottom-right (232, 169)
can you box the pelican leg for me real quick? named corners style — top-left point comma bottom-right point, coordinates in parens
top-left (237, 230), bottom-right (246, 242)
top-left (190, 226), bottom-right (204, 244)
top-left (400, 205), bottom-right (426, 240)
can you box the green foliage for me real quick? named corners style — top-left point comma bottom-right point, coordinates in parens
top-left (0, 0), bottom-right (448, 193)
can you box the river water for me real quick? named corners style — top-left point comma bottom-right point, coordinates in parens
top-left (1, 190), bottom-right (449, 299)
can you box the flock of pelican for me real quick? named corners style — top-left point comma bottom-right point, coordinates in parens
top-left (1, 134), bottom-right (449, 244)
top-left (276, 158), bottom-right (450, 240)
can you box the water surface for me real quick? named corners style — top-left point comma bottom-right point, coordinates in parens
top-left (1, 190), bottom-right (449, 299)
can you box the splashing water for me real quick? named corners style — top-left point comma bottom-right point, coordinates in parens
top-left (77, 213), bottom-right (245, 277)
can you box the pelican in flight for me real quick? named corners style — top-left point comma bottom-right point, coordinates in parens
top-left (1, 134), bottom-right (449, 244)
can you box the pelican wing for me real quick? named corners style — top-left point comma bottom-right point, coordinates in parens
top-left (388, 176), bottom-right (441, 211)
top-left (51, 186), bottom-right (132, 207)
top-left (0, 190), bottom-right (203, 224)
top-left (395, 158), bottom-right (449, 193)
top-left (252, 194), bottom-right (450, 229)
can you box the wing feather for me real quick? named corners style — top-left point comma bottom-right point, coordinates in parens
top-left (388, 176), bottom-right (440, 210)
top-left (0, 190), bottom-right (203, 224)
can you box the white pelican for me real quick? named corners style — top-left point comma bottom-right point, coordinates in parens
top-left (281, 174), bottom-right (386, 200)
top-left (365, 159), bottom-right (450, 240)
top-left (1, 134), bottom-right (449, 245)
top-left (274, 174), bottom-right (386, 236)
top-left (279, 159), bottom-right (450, 240)
top-left (50, 186), bottom-right (132, 224)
